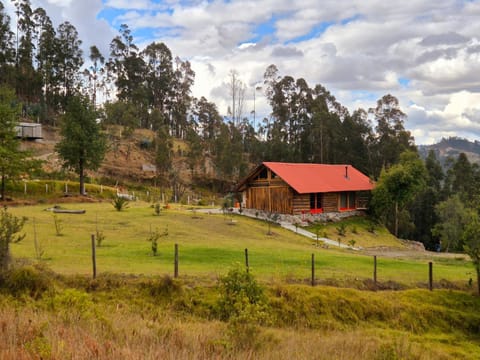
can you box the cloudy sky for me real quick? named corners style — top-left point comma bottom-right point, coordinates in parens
top-left (5, 0), bottom-right (480, 144)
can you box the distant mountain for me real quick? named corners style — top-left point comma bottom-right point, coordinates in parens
top-left (418, 137), bottom-right (480, 166)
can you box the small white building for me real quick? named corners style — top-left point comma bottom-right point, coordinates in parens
top-left (15, 123), bottom-right (43, 139)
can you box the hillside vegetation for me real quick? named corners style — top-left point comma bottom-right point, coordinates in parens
top-left (7, 202), bottom-right (472, 287)
top-left (0, 264), bottom-right (479, 359)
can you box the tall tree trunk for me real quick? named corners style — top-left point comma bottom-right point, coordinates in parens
top-left (79, 158), bottom-right (85, 195)
top-left (394, 201), bottom-right (399, 238)
top-left (477, 266), bottom-right (480, 296)
top-left (0, 173), bottom-right (5, 200)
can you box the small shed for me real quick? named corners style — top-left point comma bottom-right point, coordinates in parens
top-left (235, 162), bottom-right (374, 215)
top-left (15, 123), bottom-right (43, 139)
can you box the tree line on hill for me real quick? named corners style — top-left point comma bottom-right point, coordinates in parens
top-left (2, 1), bottom-right (480, 268)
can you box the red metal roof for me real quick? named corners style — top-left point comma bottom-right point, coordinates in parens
top-left (263, 162), bottom-right (374, 194)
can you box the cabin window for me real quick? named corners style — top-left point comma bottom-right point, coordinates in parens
top-left (258, 168), bottom-right (268, 179)
top-left (340, 192), bottom-right (356, 211)
top-left (310, 193), bottom-right (323, 213)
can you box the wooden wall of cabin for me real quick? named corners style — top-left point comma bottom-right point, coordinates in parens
top-left (292, 194), bottom-right (309, 214)
top-left (246, 186), bottom-right (293, 214)
top-left (323, 193), bottom-right (338, 212)
top-left (292, 192), bottom-right (340, 214)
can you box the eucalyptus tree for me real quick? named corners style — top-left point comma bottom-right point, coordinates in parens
top-left (55, 21), bottom-right (83, 107)
top-left (227, 69), bottom-right (246, 127)
top-left (369, 94), bottom-right (416, 177)
top-left (14, 0), bottom-right (38, 102)
top-left (409, 150), bottom-right (445, 249)
top-left (0, 2), bottom-right (15, 87)
top-left (33, 7), bottom-right (56, 119)
top-left (171, 57), bottom-right (194, 138)
top-left (337, 108), bottom-right (374, 174)
top-left (86, 45), bottom-right (105, 107)
top-left (143, 42), bottom-right (174, 115)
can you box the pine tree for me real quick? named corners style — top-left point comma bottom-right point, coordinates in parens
top-left (0, 85), bottom-right (37, 200)
top-left (55, 95), bottom-right (106, 195)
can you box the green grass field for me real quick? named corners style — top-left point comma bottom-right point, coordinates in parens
top-left (7, 201), bottom-right (474, 287)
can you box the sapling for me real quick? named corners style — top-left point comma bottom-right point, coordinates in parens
top-left (336, 223), bottom-right (347, 237)
top-left (95, 213), bottom-right (105, 247)
top-left (0, 206), bottom-right (27, 270)
top-left (148, 226), bottom-right (169, 256)
top-left (33, 217), bottom-right (44, 260)
top-left (53, 214), bottom-right (63, 236)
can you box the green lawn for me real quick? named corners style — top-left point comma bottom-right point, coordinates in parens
top-left (8, 202), bottom-right (474, 286)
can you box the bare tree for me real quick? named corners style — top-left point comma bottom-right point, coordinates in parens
top-left (227, 69), bottom-right (246, 127)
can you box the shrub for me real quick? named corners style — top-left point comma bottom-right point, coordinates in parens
top-left (1, 266), bottom-right (52, 298)
top-left (0, 206), bottom-right (27, 270)
top-left (217, 264), bottom-right (271, 350)
top-left (336, 223), bottom-right (347, 237)
top-left (217, 264), bottom-right (269, 321)
top-left (147, 275), bottom-right (182, 298)
top-left (112, 195), bottom-right (129, 211)
top-left (50, 288), bottom-right (95, 322)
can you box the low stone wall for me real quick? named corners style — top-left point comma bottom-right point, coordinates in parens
top-left (238, 208), bottom-right (366, 225)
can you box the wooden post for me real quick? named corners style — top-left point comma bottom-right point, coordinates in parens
top-left (91, 234), bottom-right (96, 279)
top-left (174, 243), bottom-right (179, 278)
top-left (373, 255), bottom-right (377, 286)
top-left (311, 253), bottom-right (315, 286)
top-left (429, 261), bottom-right (433, 291)
top-left (245, 248), bottom-right (249, 273)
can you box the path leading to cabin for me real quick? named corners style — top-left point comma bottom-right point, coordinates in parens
top-left (278, 222), bottom-right (355, 249)
top-left (198, 208), bottom-right (355, 250)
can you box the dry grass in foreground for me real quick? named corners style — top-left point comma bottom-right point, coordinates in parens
top-left (0, 264), bottom-right (479, 360)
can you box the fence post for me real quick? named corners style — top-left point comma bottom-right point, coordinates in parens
top-left (373, 255), bottom-right (377, 287)
top-left (91, 234), bottom-right (96, 279)
top-left (311, 253), bottom-right (315, 286)
top-left (245, 248), bottom-right (249, 273)
top-left (174, 243), bottom-right (179, 278)
top-left (429, 262), bottom-right (433, 291)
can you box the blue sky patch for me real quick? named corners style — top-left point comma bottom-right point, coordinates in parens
top-left (246, 15), bottom-right (280, 44)
top-left (398, 77), bottom-right (411, 87)
top-left (341, 14), bottom-right (363, 25)
top-left (285, 21), bottom-right (335, 44)
top-left (97, 7), bottom-right (124, 24)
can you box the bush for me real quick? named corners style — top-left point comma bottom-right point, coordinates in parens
top-left (217, 264), bottom-right (269, 321)
top-left (112, 195), bottom-right (129, 211)
top-left (1, 266), bottom-right (52, 298)
top-left (217, 264), bottom-right (271, 350)
top-left (147, 275), bottom-right (182, 298)
top-left (336, 223), bottom-right (347, 237)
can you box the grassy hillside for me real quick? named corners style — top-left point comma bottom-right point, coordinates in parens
top-left (0, 267), bottom-right (479, 359)
top-left (1, 202), bottom-right (479, 359)
top-left (7, 202), bottom-right (473, 287)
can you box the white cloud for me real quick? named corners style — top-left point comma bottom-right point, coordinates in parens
top-left (5, 0), bottom-right (480, 144)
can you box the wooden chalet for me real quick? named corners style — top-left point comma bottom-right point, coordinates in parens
top-left (235, 162), bottom-right (374, 215)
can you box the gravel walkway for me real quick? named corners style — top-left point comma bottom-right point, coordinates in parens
top-left (198, 207), bottom-right (357, 250)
